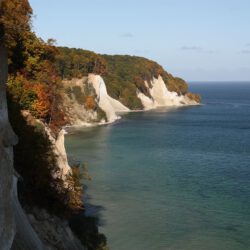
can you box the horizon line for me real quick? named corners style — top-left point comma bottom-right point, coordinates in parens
top-left (188, 80), bottom-right (250, 83)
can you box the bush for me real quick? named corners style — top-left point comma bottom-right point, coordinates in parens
top-left (7, 97), bottom-right (82, 217)
top-left (66, 165), bottom-right (84, 213)
top-left (96, 106), bottom-right (107, 122)
top-left (69, 214), bottom-right (108, 250)
top-left (84, 96), bottom-right (97, 110)
top-left (186, 92), bottom-right (201, 103)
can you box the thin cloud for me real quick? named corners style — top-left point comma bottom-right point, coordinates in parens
top-left (181, 46), bottom-right (202, 52)
top-left (241, 50), bottom-right (250, 54)
top-left (120, 33), bottom-right (134, 38)
top-left (207, 49), bottom-right (218, 54)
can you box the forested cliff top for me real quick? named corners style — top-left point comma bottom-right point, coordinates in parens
top-left (1, 0), bottom-right (200, 132)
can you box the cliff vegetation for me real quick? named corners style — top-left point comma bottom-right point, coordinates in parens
top-left (56, 48), bottom-right (200, 110)
top-left (1, 0), bottom-right (107, 249)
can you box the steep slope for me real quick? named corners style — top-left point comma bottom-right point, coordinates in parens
top-left (61, 75), bottom-right (129, 125)
top-left (0, 32), bottom-right (17, 250)
top-left (88, 74), bottom-right (129, 122)
top-left (137, 76), bottom-right (197, 110)
top-left (103, 54), bottom-right (200, 109)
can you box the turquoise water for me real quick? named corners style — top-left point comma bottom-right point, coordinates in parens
top-left (65, 83), bottom-right (250, 250)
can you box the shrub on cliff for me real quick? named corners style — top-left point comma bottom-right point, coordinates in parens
top-left (7, 101), bottom-right (67, 215)
top-left (85, 96), bottom-right (97, 110)
top-left (69, 214), bottom-right (108, 250)
top-left (7, 99), bottom-right (85, 216)
top-left (8, 74), bottom-right (52, 119)
top-left (66, 165), bottom-right (84, 212)
top-left (186, 92), bottom-right (201, 103)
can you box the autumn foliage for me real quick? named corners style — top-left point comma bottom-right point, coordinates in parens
top-left (84, 96), bottom-right (97, 110)
top-left (0, 0), bottom-right (66, 133)
top-left (31, 83), bottom-right (51, 119)
top-left (186, 92), bottom-right (201, 103)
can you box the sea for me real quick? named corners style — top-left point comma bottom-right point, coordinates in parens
top-left (65, 82), bottom-right (250, 250)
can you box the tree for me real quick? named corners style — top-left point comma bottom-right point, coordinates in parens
top-left (0, 0), bottom-right (32, 72)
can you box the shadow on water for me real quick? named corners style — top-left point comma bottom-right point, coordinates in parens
top-left (83, 185), bottom-right (107, 227)
top-left (65, 126), bottom-right (111, 249)
top-left (69, 184), bottom-right (108, 250)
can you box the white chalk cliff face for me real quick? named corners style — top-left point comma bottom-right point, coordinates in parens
top-left (54, 129), bottom-right (72, 179)
top-left (32, 119), bottom-right (71, 180)
top-left (88, 74), bottom-right (130, 122)
top-left (0, 43), bottom-right (44, 250)
top-left (137, 75), bottom-right (198, 110)
top-left (20, 110), bottom-right (72, 181)
top-left (63, 74), bottom-right (197, 126)
top-left (0, 43), bottom-right (17, 250)
top-left (11, 176), bottom-right (44, 250)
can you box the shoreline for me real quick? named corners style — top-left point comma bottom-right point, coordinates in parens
top-left (64, 102), bottom-right (201, 131)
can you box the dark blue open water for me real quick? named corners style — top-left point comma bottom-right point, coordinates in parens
top-left (65, 83), bottom-right (250, 250)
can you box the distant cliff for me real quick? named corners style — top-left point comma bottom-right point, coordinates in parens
top-left (57, 47), bottom-right (200, 109)
top-left (54, 47), bottom-right (200, 125)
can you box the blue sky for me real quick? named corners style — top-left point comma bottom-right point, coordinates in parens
top-left (29, 0), bottom-right (250, 81)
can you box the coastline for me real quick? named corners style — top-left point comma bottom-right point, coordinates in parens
top-left (64, 82), bottom-right (250, 250)
top-left (64, 101), bottom-right (201, 131)
top-left (63, 101), bottom-right (202, 231)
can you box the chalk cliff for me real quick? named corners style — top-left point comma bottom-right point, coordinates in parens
top-left (137, 75), bottom-right (198, 110)
top-left (60, 74), bottom-right (130, 126)
top-left (59, 74), bottom-right (198, 127)
top-left (0, 36), bottom-right (17, 250)
top-left (88, 74), bottom-right (130, 122)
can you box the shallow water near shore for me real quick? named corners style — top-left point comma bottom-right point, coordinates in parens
top-left (65, 82), bottom-right (250, 250)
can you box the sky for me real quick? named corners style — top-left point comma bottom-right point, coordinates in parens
top-left (29, 0), bottom-right (250, 81)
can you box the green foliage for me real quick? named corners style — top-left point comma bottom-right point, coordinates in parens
top-left (71, 86), bottom-right (85, 105)
top-left (83, 81), bottom-right (96, 96)
top-left (102, 55), bottom-right (162, 108)
top-left (186, 92), bottom-right (201, 103)
top-left (7, 100), bottom-right (68, 215)
top-left (165, 76), bottom-right (188, 94)
top-left (96, 106), bottom-right (107, 122)
top-left (7, 75), bottom-right (37, 111)
top-left (7, 98), bottom-right (85, 218)
top-left (67, 166), bottom-right (108, 250)
top-left (1, 0), bottom-right (67, 130)
top-left (65, 87), bottom-right (73, 99)
top-left (55, 47), bottom-right (106, 79)
top-left (0, 0), bottom-right (33, 72)
top-left (54, 47), bottom-right (195, 109)
top-left (66, 165), bottom-right (84, 212)
top-left (102, 54), bottom-right (193, 108)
